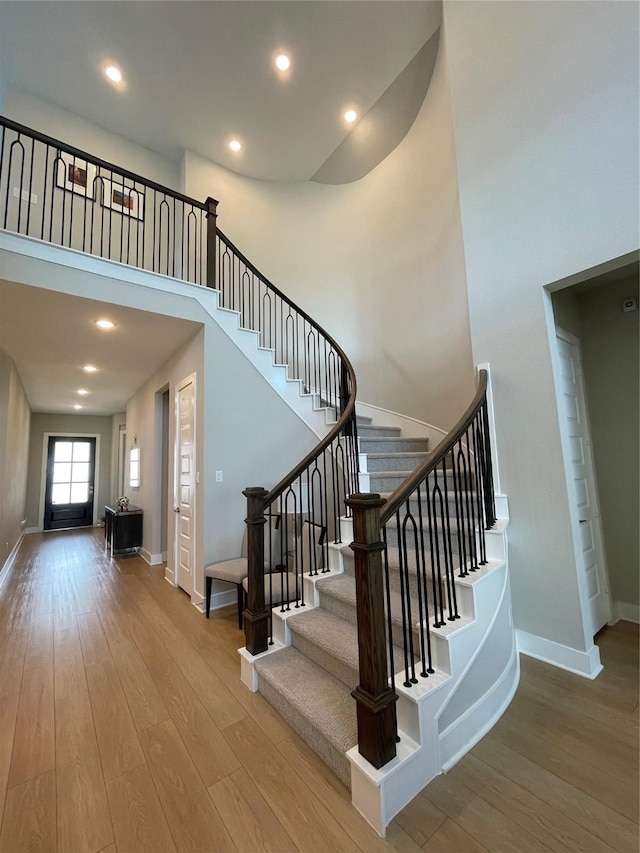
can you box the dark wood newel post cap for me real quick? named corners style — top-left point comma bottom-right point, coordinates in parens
top-left (204, 196), bottom-right (219, 215)
top-left (345, 493), bottom-right (384, 510)
top-left (243, 486), bottom-right (269, 502)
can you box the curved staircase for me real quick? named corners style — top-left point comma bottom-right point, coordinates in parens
top-left (242, 403), bottom-right (517, 836)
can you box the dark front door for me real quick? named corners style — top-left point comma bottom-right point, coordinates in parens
top-left (43, 436), bottom-right (96, 530)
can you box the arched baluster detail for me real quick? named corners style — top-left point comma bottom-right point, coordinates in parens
top-left (415, 481), bottom-right (435, 677)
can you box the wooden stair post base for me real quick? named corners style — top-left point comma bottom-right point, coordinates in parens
top-left (346, 492), bottom-right (398, 769)
top-left (243, 487), bottom-right (269, 655)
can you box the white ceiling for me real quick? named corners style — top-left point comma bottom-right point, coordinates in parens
top-left (0, 0), bottom-right (440, 417)
top-left (0, 281), bottom-right (201, 415)
top-left (0, 0), bottom-right (440, 182)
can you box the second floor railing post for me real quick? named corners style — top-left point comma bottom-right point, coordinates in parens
top-left (243, 486), bottom-right (269, 655)
top-left (205, 196), bottom-right (219, 289)
top-left (346, 492), bottom-right (398, 769)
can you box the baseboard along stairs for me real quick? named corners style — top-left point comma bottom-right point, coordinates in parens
top-left (241, 413), bottom-right (517, 836)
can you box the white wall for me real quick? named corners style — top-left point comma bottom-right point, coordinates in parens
top-left (126, 321), bottom-right (319, 604)
top-left (443, 1), bottom-right (639, 651)
top-left (0, 350), bottom-right (30, 567)
top-left (183, 38), bottom-right (474, 430)
top-left (4, 88), bottom-right (178, 190)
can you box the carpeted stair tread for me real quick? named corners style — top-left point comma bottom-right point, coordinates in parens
top-left (357, 424), bottom-right (402, 438)
top-left (364, 452), bottom-right (429, 473)
top-left (359, 437), bottom-right (430, 454)
top-left (287, 608), bottom-right (359, 672)
top-left (254, 646), bottom-right (357, 786)
top-left (316, 572), bottom-right (434, 639)
top-left (286, 608), bottom-right (407, 689)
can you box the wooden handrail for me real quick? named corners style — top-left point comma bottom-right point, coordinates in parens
top-left (216, 230), bottom-right (358, 509)
top-left (380, 370), bottom-right (488, 525)
top-left (0, 116), bottom-right (214, 210)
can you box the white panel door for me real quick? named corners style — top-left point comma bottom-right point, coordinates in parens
top-left (175, 378), bottom-right (195, 595)
top-left (557, 331), bottom-right (610, 636)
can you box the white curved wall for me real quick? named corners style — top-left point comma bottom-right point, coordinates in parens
top-left (183, 42), bottom-right (474, 430)
top-left (443, 0), bottom-right (639, 653)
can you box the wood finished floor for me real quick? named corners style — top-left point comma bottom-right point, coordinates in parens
top-left (0, 529), bottom-right (637, 853)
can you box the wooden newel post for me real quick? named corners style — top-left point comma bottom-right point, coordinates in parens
top-left (243, 487), bottom-right (269, 655)
top-left (205, 196), bottom-right (219, 289)
top-left (345, 493), bottom-right (398, 769)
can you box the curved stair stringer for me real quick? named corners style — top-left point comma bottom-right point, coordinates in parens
top-left (347, 514), bottom-right (519, 837)
top-left (195, 296), bottom-right (338, 438)
top-left (0, 230), bottom-right (336, 440)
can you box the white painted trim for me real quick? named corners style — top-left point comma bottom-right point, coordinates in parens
top-left (38, 432), bottom-right (101, 531)
top-left (611, 601), bottom-right (640, 624)
top-left (436, 563), bottom-right (511, 726)
top-left (0, 531), bottom-right (25, 592)
top-left (140, 549), bottom-right (164, 566)
top-left (207, 588), bottom-right (236, 611)
top-left (550, 322), bottom-right (613, 642)
top-left (25, 526), bottom-right (40, 535)
top-left (174, 373), bottom-right (197, 599)
top-left (516, 629), bottom-right (603, 679)
top-left (238, 640), bottom-right (286, 692)
top-left (356, 400), bottom-right (446, 442)
top-left (440, 642), bottom-right (520, 772)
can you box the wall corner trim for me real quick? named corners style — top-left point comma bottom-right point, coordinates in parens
top-left (516, 629), bottom-right (603, 680)
top-left (611, 601), bottom-right (640, 625)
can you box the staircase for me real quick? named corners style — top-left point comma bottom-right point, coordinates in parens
top-left (242, 410), bottom-right (516, 835)
top-left (0, 118), bottom-right (516, 838)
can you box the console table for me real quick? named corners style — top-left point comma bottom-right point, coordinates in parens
top-left (104, 504), bottom-right (143, 557)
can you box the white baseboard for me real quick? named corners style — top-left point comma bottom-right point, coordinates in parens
top-left (0, 532), bottom-right (25, 592)
top-left (611, 601), bottom-right (640, 625)
top-left (516, 629), bottom-right (603, 680)
top-left (25, 526), bottom-right (41, 534)
top-left (441, 644), bottom-right (520, 772)
top-left (208, 588), bottom-right (236, 611)
top-left (140, 549), bottom-right (164, 566)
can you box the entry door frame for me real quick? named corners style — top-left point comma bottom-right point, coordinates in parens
top-left (38, 432), bottom-right (101, 533)
top-left (173, 373), bottom-right (197, 599)
top-left (552, 327), bottom-right (612, 640)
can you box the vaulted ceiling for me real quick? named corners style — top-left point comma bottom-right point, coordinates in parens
top-left (0, 1), bottom-right (442, 183)
top-left (0, 1), bottom-right (442, 415)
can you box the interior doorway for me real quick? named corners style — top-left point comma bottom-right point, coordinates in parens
top-left (548, 254), bottom-right (639, 637)
top-left (555, 329), bottom-right (610, 637)
top-left (174, 375), bottom-right (196, 595)
top-left (43, 436), bottom-right (96, 530)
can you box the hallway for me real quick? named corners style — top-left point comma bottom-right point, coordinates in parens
top-left (0, 529), bottom-right (637, 852)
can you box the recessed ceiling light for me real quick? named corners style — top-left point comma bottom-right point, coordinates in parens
top-left (344, 109), bottom-right (358, 124)
top-left (95, 319), bottom-right (115, 330)
top-left (275, 54), bottom-right (290, 72)
top-left (105, 65), bottom-right (122, 84)
top-left (77, 389), bottom-right (89, 396)
top-left (229, 140), bottom-right (242, 152)
top-left (83, 364), bottom-right (97, 373)
top-left (74, 404), bottom-right (83, 410)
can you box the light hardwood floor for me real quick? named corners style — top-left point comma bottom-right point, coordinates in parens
top-left (0, 529), bottom-right (637, 852)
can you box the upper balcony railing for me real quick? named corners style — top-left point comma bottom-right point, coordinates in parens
top-left (0, 116), bottom-right (217, 285)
